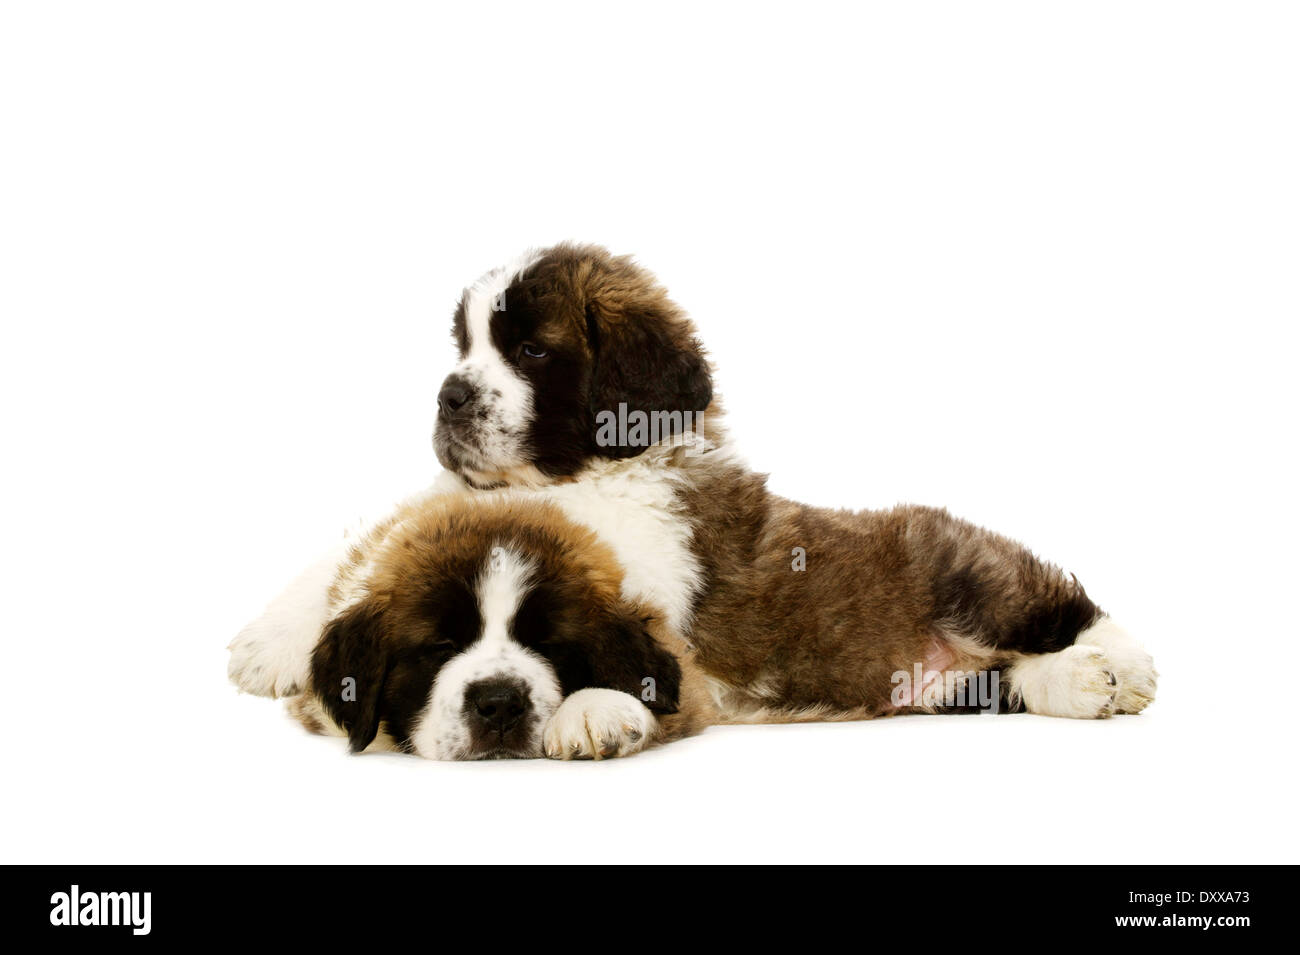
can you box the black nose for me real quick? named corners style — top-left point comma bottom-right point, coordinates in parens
top-left (437, 375), bottom-right (474, 418)
top-left (467, 679), bottom-right (528, 734)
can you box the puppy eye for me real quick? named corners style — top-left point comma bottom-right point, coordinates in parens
top-left (520, 343), bottom-right (548, 360)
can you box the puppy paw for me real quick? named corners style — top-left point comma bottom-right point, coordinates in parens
top-left (1114, 665), bottom-right (1157, 714)
top-left (1075, 618), bottom-right (1157, 714)
top-left (543, 688), bottom-right (656, 760)
top-left (227, 548), bottom-right (344, 699)
top-left (227, 619), bottom-right (312, 698)
top-left (1009, 644), bottom-right (1119, 719)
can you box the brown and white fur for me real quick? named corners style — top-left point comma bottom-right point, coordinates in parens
top-left (270, 493), bottom-right (716, 759)
top-left (229, 243), bottom-right (1156, 757)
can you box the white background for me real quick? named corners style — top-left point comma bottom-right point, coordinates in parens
top-left (2, 2), bottom-right (1296, 864)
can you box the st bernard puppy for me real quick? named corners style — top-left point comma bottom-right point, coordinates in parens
top-left (241, 494), bottom-right (714, 759)
top-left (230, 242), bottom-right (1157, 759)
top-left (427, 243), bottom-right (1157, 721)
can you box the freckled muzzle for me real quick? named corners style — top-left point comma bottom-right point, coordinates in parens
top-left (433, 370), bottom-right (487, 471)
top-left (432, 362), bottom-right (533, 482)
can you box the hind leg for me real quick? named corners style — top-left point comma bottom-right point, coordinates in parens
top-left (1073, 617), bottom-right (1157, 714)
top-left (1005, 639), bottom-right (1119, 718)
top-left (913, 506), bottom-right (1157, 719)
top-left (1004, 617), bottom-right (1156, 718)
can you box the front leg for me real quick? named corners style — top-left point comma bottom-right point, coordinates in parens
top-left (227, 545), bottom-right (346, 698)
top-left (543, 688), bottom-right (658, 760)
top-left (229, 474), bottom-right (469, 698)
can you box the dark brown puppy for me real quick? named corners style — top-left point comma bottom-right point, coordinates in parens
top-left (428, 244), bottom-right (1157, 725)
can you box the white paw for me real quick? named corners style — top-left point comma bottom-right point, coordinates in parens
top-left (1075, 618), bottom-right (1157, 714)
top-left (1113, 660), bottom-right (1157, 714)
top-left (1009, 643), bottom-right (1119, 719)
top-left (227, 619), bottom-right (313, 698)
top-left (227, 546), bottom-right (346, 698)
top-left (543, 688), bottom-right (656, 760)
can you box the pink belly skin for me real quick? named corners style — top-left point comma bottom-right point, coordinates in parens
top-left (890, 637), bottom-right (956, 708)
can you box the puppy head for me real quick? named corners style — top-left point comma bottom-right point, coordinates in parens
top-left (309, 501), bottom-right (682, 759)
top-left (433, 243), bottom-right (713, 486)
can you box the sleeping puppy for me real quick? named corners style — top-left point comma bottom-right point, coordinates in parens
top-left (267, 494), bottom-right (714, 759)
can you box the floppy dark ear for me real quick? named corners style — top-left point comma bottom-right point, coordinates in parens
top-left (586, 302), bottom-right (712, 459)
top-left (586, 608), bottom-right (682, 714)
top-left (310, 601), bottom-right (390, 753)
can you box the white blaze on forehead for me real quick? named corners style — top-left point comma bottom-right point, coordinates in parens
top-left (464, 250), bottom-right (543, 340)
top-left (455, 252), bottom-right (543, 438)
top-left (476, 546), bottom-right (535, 642)
top-left (407, 546), bottom-right (563, 760)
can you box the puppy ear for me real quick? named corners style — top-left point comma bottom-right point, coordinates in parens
top-left (586, 608), bottom-right (682, 714)
top-left (585, 299), bottom-right (712, 459)
top-left (310, 600), bottom-right (390, 753)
